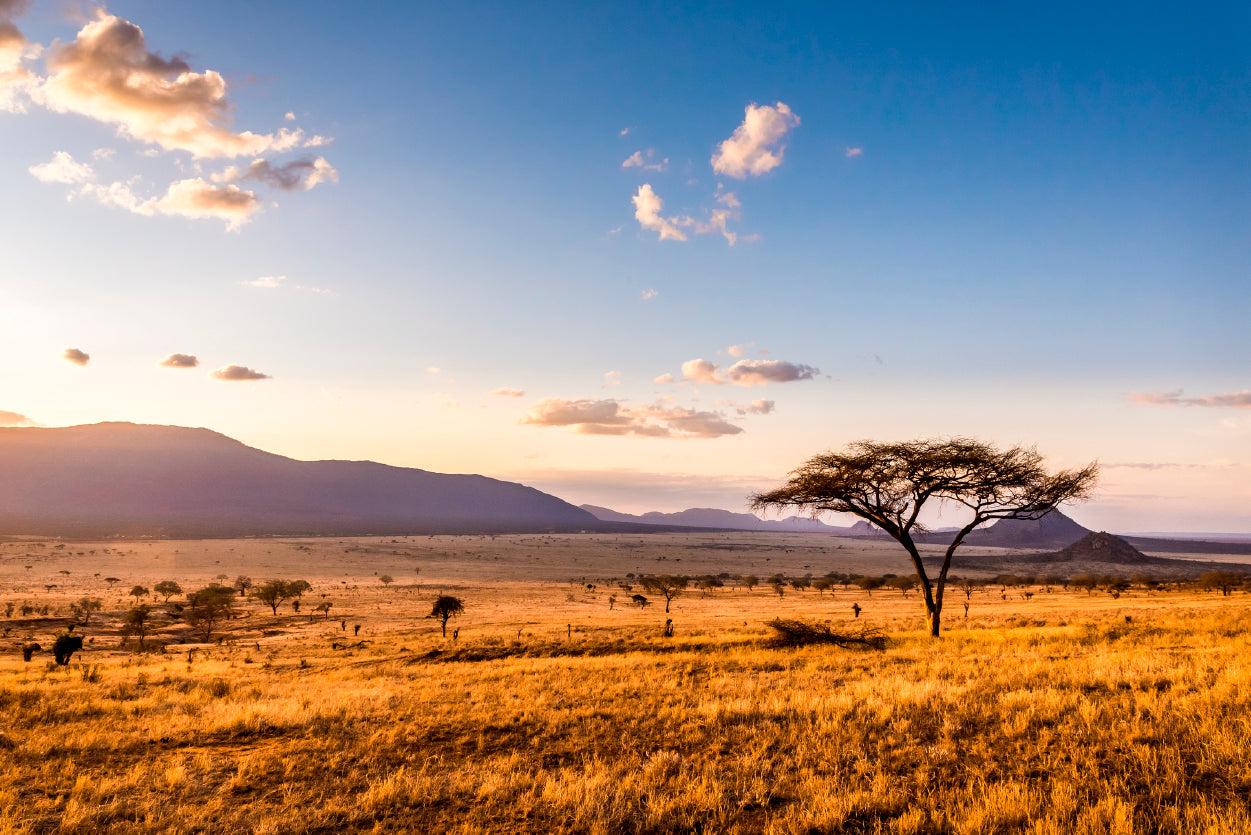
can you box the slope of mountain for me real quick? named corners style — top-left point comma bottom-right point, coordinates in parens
top-left (0, 423), bottom-right (599, 537)
top-left (954, 510), bottom-right (1092, 549)
top-left (580, 505), bottom-right (854, 533)
top-left (1051, 531), bottom-right (1152, 564)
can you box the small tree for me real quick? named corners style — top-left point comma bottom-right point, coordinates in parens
top-left (104, 577), bottom-right (120, 588)
top-left (186, 584), bottom-right (236, 641)
top-left (233, 576), bottom-right (254, 596)
top-left (379, 575), bottom-right (395, 587)
top-left (812, 577), bottom-right (834, 595)
top-left (130, 585), bottom-right (149, 601)
top-left (640, 575), bottom-right (688, 613)
top-left (252, 580), bottom-right (290, 615)
top-left (855, 576), bottom-right (884, 596)
top-left (742, 575), bottom-right (759, 592)
top-left (124, 604), bottom-right (154, 648)
top-left (753, 438), bottom-right (1097, 637)
top-left (430, 595), bottom-right (464, 637)
top-left (69, 597), bottom-right (102, 626)
top-left (1199, 571), bottom-right (1246, 597)
top-left (154, 581), bottom-right (183, 602)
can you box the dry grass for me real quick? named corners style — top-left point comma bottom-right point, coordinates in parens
top-left (2, 533), bottom-right (1250, 833)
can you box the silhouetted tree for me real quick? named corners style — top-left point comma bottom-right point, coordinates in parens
top-left (233, 576), bottom-right (254, 596)
top-left (69, 597), bottom-right (102, 626)
top-left (252, 580), bottom-right (290, 615)
top-left (154, 581), bottom-right (182, 602)
top-left (753, 438), bottom-right (1097, 637)
top-left (129, 585), bottom-right (149, 601)
top-left (1199, 571), bottom-right (1246, 597)
top-left (379, 575), bottom-right (395, 587)
top-left (742, 575), bottom-right (759, 592)
top-left (430, 595), bottom-right (464, 637)
top-left (812, 577), bottom-right (834, 595)
top-left (640, 575), bottom-right (688, 613)
top-left (631, 594), bottom-right (650, 608)
top-left (104, 577), bottom-right (120, 588)
top-left (855, 576), bottom-right (884, 596)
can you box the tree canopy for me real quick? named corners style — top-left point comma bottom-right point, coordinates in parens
top-left (752, 438), bottom-right (1097, 636)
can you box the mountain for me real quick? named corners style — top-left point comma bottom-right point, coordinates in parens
top-left (580, 505), bottom-right (855, 533)
top-left (0, 422), bottom-right (600, 537)
top-left (954, 510), bottom-right (1092, 549)
top-left (1050, 531), bottom-right (1151, 564)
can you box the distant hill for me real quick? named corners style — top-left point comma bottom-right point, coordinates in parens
top-left (580, 505), bottom-right (855, 533)
top-left (0, 423), bottom-right (601, 537)
top-left (1051, 531), bottom-right (1152, 564)
top-left (953, 510), bottom-right (1092, 549)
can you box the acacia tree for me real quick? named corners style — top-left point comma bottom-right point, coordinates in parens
top-left (430, 595), bottom-right (464, 637)
top-left (154, 581), bottom-right (182, 603)
top-left (186, 584), bottom-right (236, 641)
top-left (752, 438), bottom-right (1097, 637)
top-left (640, 575), bottom-right (687, 613)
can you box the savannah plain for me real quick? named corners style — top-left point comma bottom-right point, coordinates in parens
top-left (2, 532), bottom-right (1249, 834)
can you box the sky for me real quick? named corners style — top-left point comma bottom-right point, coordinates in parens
top-left (1, 1), bottom-right (1248, 532)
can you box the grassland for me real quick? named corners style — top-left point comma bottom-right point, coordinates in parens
top-left (2, 533), bottom-right (1249, 834)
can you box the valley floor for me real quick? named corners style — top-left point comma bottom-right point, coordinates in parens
top-left (1, 534), bottom-right (1249, 834)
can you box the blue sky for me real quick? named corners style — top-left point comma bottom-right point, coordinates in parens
top-left (1, 1), bottom-right (1248, 530)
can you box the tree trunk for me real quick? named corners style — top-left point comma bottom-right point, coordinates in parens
top-left (927, 602), bottom-right (941, 637)
top-left (665, 596), bottom-right (671, 613)
top-left (441, 618), bottom-right (447, 637)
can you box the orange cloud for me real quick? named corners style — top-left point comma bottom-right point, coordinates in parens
top-left (1131, 389), bottom-right (1251, 409)
top-left (159, 353), bottom-right (198, 368)
top-left (40, 12), bottom-right (307, 158)
top-left (0, 408), bottom-right (37, 427)
top-left (62, 347), bottom-right (90, 366)
top-left (522, 397), bottom-right (742, 439)
top-left (210, 364), bottom-right (270, 381)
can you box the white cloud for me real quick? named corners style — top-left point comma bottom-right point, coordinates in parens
top-left (284, 111), bottom-right (296, 121)
top-left (694, 208), bottom-right (736, 245)
top-left (716, 190), bottom-right (741, 208)
top-left (680, 358), bottom-right (722, 385)
top-left (622, 148), bottom-right (668, 171)
top-left (29, 151), bottom-right (93, 184)
top-left (79, 177), bottom-right (262, 229)
top-left (641, 288), bottom-right (658, 301)
top-left (726, 343), bottom-right (753, 357)
top-left (845, 147), bottom-right (863, 158)
top-left (521, 398), bottom-right (742, 439)
top-left (491, 387), bottom-right (525, 397)
top-left (632, 184), bottom-right (688, 242)
top-left (654, 373), bottom-right (676, 384)
top-left (242, 275), bottom-right (285, 288)
top-left (711, 102), bottom-right (800, 179)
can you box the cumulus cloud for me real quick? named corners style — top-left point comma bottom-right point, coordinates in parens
top-left (694, 208), bottom-right (736, 245)
top-left (491, 387), bottom-right (525, 397)
top-left (717, 399), bottom-right (776, 416)
top-left (711, 102), bottom-right (800, 179)
top-left (680, 358), bottom-right (722, 385)
top-left (654, 373), bottom-right (676, 384)
top-left (726, 343), bottom-right (752, 357)
top-left (210, 364), bottom-right (269, 381)
top-left (80, 177), bottom-right (262, 229)
top-left (0, 2), bottom-right (36, 114)
top-left (522, 398), bottom-right (742, 439)
top-left (1131, 389), bottom-right (1251, 409)
top-left (159, 353), bottom-right (198, 368)
top-left (0, 409), bottom-right (37, 427)
top-left (622, 149), bottom-right (668, 171)
top-left (669, 356), bottom-right (819, 387)
top-left (845, 147), bottom-right (863, 158)
top-left (725, 359), bottom-right (819, 386)
top-left (716, 190), bottom-right (741, 208)
top-left (221, 156), bottom-right (338, 192)
top-left (29, 151), bottom-right (94, 183)
top-left (62, 347), bottom-right (89, 366)
top-left (632, 184), bottom-right (688, 242)
top-left (39, 12), bottom-right (309, 159)
top-left (641, 288), bottom-right (658, 301)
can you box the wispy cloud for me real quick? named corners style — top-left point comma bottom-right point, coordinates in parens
top-left (158, 353), bottom-right (198, 368)
top-left (78, 177), bottom-right (262, 229)
top-left (0, 409), bottom-right (37, 427)
top-left (622, 149), bottom-right (668, 172)
top-left (522, 398), bottom-right (743, 439)
top-left (641, 288), bottom-right (658, 301)
top-left (1131, 389), bottom-right (1251, 410)
top-left (711, 102), bottom-right (800, 179)
top-left (210, 364), bottom-right (270, 381)
top-left (490, 387), bottom-right (525, 397)
top-left (845, 147), bottom-right (863, 158)
top-left (217, 156), bottom-right (338, 192)
top-left (604, 370), bottom-right (622, 386)
top-left (243, 275), bottom-right (285, 288)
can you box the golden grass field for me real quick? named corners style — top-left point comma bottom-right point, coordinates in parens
top-left (2, 533), bottom-right (1249, 834)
